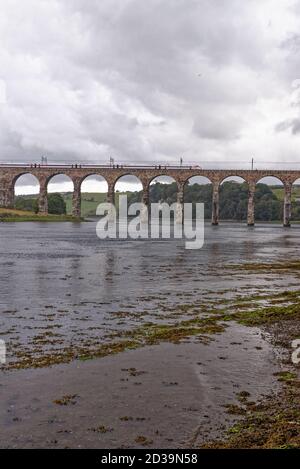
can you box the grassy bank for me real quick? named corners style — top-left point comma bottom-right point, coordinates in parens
top-left (0, 208), bottom-right (81, 222)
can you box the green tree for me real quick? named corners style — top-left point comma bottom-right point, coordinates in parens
top-left (15, 196), bottom-right (38, 213)
top-left (47, 193), bottom-right (66, 215)
top-left (127, 181), bottom-right (286, 221)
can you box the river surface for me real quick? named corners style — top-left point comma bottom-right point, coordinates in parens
top-left (0, 222), bottom-right (299, 447)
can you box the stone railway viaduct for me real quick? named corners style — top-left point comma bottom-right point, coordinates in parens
top-left (0, 164), bottom-right (300, 226)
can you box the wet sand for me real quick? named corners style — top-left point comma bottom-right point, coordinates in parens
top-left (0, 324), bottom-right (281, 448)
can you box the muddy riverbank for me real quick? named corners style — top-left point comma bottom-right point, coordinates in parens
top-left (0, 323), bottom-right (282, 448)
top-left (202, 318), bottom-right (300, 449)
top-left (0, 222), bottom-right (299, 448)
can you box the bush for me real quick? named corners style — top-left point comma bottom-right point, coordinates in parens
top-left (47, 193), bottom-right (66, 215)
top-left (15, 197), bottom-right (38, 213)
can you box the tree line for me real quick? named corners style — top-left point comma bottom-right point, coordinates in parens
top-left (129, 181), bottom-right (300, 221)
top-left (15, 181), bottom-right (300, 220)
top-left (15, 193), bottom-right (66, 214)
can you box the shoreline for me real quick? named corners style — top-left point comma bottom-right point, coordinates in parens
top-left (202, 318), bottom-right (300, 448)
top-left (1, 282), bottom-right (299, 448)
top-left (1, 310), bottom-right (298, 449)
top-left (0, 208), bottom-right (82, 222)
top-left (0, 225), bottom-right (299, 448)
top-left (2, 208), bottom-right (300, 224)
top-left (2, 281), bottom-right (300, 372)
top-left (0, 323), bottom-right (282, 449)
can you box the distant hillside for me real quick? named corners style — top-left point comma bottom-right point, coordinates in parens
top-left (15, 192), bottom-right (132, 217)
top-left (63, 192), bottom-right (107, 216)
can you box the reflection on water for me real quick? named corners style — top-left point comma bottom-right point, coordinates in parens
top-left (0, 221), bottom-right (299, 365)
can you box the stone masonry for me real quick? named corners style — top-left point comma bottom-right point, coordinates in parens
top-left (1, 165), bottom-right (300, 226)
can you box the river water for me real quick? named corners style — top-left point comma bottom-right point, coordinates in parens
top-left (0, 222), bottom-right (299, 447)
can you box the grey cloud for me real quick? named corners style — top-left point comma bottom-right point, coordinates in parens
top-left (0, 0), bottom-right (300, 167)
top-left (192, 110), bottom-right (242, 141)
top-left (275, 118), bottom-right (300, 135)
top-left (281, 33), bottom-right (300, 52)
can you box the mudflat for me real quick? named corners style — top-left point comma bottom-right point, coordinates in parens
top-left (0, 222), bottom-right (299, 448)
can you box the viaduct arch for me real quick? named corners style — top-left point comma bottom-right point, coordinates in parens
top-left (0, 164), bottom-right (299, 226)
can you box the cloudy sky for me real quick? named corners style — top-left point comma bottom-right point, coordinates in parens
top-left (1, 0), bottom-right (300, 184)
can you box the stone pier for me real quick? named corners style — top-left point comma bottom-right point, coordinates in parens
top-left (38, 178), bottom-right (48, 214)
top-left (0, 187), bottom-right (14, 209)
top-left (283, 183), bottom-right (292, 228)
top-left (1, 164), bottom-right (299, 226)
top-left (247, 181), bottom-right (256, 226)
top-left (176, 183), bottom-right (184, 224)
top-left (141, 183), bottom-right (149, 223)
top-left (211, 182), bottom-right (219, 225)
top-left (72, 178), bottom-right (81, 218)
top-left (107, 184), bottom-right (116, 221)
